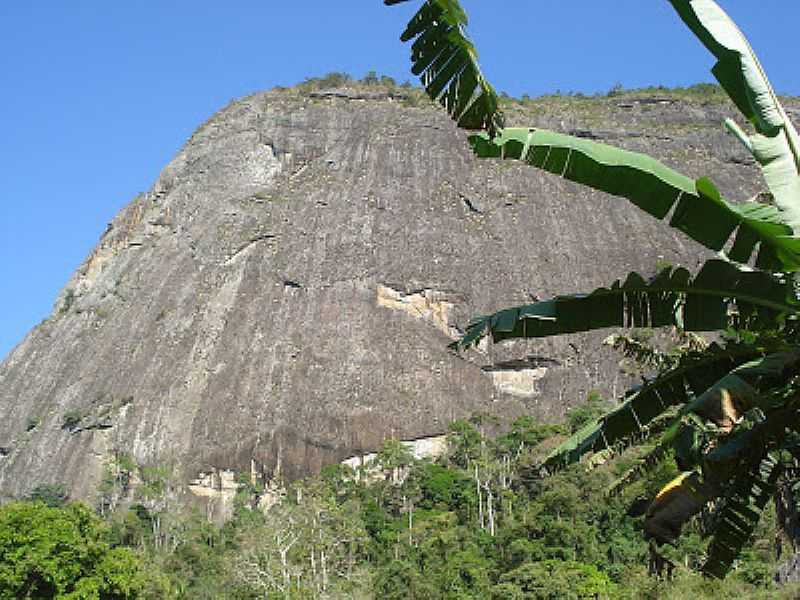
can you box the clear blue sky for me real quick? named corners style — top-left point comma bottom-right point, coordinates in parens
top-left (1, 1), bottom-right (798, 360)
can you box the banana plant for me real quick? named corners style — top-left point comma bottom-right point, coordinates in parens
top-left (386, 0), bottom-right (800, 578)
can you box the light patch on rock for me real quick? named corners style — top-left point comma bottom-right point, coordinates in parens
top-left (54, 197), bottom-right (172, 314)
top-left (74, 248), bottom-right (118, 299)
top-left (377, 285), bottom-right (459, 339)
top-left (188, 462), bottom-right (286, 520)
top-left (73, 200), bottom-right (154, 295)
top-left (188, 469), bottom-right (239, 501)
top-left (487, 367), bottom-right (548, 398)
top-left (188, 468), bottom-right (239, 522)
top-left (342, 434), bottom-right (448, 475)
top-left (257, 479), bottom-right (286, 513)
top-left (408, 435), bottom-right (448, 460)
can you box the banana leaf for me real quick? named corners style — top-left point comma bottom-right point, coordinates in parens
top-left (683, 351), bottom-right (800, 431)
top-left (455, 259), bottom-right (797, 350)
top-left (385, 0), bottom-right (503, 135)
top-left (542, 344), bottom-right (760, 472)
top-left (669, 0), bottom-right (800, 234)
top-left (702, 403), bottom-right (800, 484)
top-left (603, 355), bottom-right (800, 498)
top-left (470, 128), bottom-right (800, 272)
top-left (703, 450), bottom-right (781, 578)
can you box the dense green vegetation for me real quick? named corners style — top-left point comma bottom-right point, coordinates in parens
top-left (3, 408), bottom-right (799, 599)
top-left (0, 501), bottom-right (146, 599)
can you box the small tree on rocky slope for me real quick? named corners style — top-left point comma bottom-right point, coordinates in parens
top-left (386, 0), bottom-right (800, 578)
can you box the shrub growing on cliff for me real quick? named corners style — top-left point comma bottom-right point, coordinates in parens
top-left (386, 0), bottom-right (800, 578)
top-left (25, 483), bottom-right (69, 508)
top-left (62, 409), bottom-right (84, 431)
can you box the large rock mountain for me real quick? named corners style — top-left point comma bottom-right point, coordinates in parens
top-left (0, 84), bottom-right (782, 508)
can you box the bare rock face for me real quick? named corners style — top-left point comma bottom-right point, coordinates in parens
top-left (0, 86), bottom-right (783, 505)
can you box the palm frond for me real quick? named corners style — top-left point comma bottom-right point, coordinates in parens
top-left (645, 390), bottom-right (800, 576)
top-left (668, 0), bottom-right (787, 136)
top-left (673, 329), bottom-right (710, 354)
top-left (608, 439), bottom-right (676, 499)
top-left (643, 469), bottom-right (717, 545)
top-left (385, 0), bottom-right (504, 135)
top-left (639, 409), bottom-right (789, 551)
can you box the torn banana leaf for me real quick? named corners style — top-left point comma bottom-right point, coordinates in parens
top-left (455, 259), bottom-right (797, 350)
top-left (385, 0), bottom-right (504, 135)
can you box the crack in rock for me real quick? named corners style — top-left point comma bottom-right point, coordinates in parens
top-left (224, 234), bottom-right (276, 265)
top-left (459, 193), bottom-right (482, 214)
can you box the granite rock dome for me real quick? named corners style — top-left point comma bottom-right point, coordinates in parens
top-left (0, 84), bottom-right (778, 508)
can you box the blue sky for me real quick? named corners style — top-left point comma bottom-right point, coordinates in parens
top-left (1, 1), bottom-right (799, 360)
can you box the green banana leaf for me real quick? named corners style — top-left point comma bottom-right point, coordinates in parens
top-left (385, 0), bottom-right (504, 136)
top-left (639, 415), bottom-right (794, 577)
top-left (702, 401), bottom-right (800, 481)
top-left (669, 0), bottom-right (800, 234)
top-left (603, 334), bottom-right (674, 371)
top-left (455, 259), bottom-right (797, 350)
top-left (603, 352), bottom-right (800, 498)
top-left (542, 344), bottom-right (760, 472)
top-left (703, 450), bottom-right (781, 578)
top-left (684, 350), bottom-right (800, 428)
top-left (470, 128), bottom-right (800, 272)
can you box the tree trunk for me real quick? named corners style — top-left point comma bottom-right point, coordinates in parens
top-left (487, 485), bottom-right (495, 537)
top-left (321, 548), bottom-right (328, 592)
top-left (475, 465), bottom-right (484, 531)
top-left (408, 497), bottom-right (413, 546)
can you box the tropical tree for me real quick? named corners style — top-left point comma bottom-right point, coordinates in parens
top-left (385, 0), bottom-right (800, 578)
top-left (0, 501), bottom-right (146, 599)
